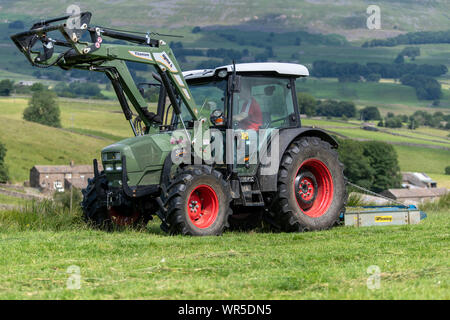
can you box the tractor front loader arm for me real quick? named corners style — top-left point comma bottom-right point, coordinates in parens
top-left (11, 11), bottom-right (198, 134)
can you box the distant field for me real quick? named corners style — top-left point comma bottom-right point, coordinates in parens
top-left (328, 127), bottom-right (450, 149)
top-left (301, 118), bottom-right (450, 177)
top-left (0, 97), bottom-right (132, 140)
top-left (327, 127), bottom-right (450, 175)
top-left (2, 0), bottom-right (449, 33)
top-left (301, 119), bottom-right (358, 128)
top-left (393, 145), bottom-right (450, 176)
top-left (0, 114), bottom-right (112, 182)
top-left (296, 78), bottom-right (450, 111)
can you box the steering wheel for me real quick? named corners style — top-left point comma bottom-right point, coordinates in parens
top-left (269, 114), bottom-right (296, 126)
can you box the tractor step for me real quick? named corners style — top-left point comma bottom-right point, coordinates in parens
top-left (238, 177), bottom-right (265, 207)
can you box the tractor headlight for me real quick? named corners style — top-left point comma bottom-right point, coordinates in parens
top-left (102, 152), bottom-right (122, 172)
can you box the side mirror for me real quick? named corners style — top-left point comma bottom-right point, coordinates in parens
top-left (210, 109), bottom-right (226, 127)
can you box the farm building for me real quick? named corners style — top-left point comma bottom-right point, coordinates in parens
top-left (402, 172), bottom-right (437, 189)
top-left (30, 162), bottom-right (101, 192)
top-left (382, 188), bottom-right (447, 205)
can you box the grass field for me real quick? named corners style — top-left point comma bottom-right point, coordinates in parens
top-left (0, 205), bottom-right (448, 300)
top-left (0, 110), bottom-right (114, 182)
top-left (0, 193), bottom-right (25, 206)
top-left (296, 78), bottom-right (450, 111)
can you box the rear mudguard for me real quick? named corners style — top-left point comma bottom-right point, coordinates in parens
top-left (258, 127), bottom-right (338, 192)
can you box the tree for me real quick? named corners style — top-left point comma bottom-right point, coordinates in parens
top-left (408, 117), bottom-right (419, 130)
top-left (360, 106), bottom-right (381, 121)
top-left (297, 92), bottom-right (316, 117)
top-left (53, 81), bottom-right (104, 99)
top-left (0, 80), bottom-right (14, 96)
top-left (366, 73), bottom-right (381, 82)
top-left (400, 74), bottom-right (442, 100)
top-left (401, 47), bottom-right (420, 61)
top-left (23, 90), bottom-right (61, 128)
top-left (362, 142), bottom-right (402, 193)
top-left (445, 166), bottom-right (450, 175)
top-left (0, 141), bottom-right (9, 183)
top-left (384, 116), bottom-right (403, 128)
top-left (30, 82), bottom-right (48, 92)
top-left (394, 54), bottom-right (404, 64)
top-left (337, 139), bottom-right (375, 190)
top-left (316, 100), bottom-right (356, 118)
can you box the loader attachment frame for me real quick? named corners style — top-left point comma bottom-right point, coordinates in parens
top-left (11, 11), bottom-right (198, 135)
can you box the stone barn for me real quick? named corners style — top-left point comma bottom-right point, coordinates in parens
top-left (381, 188), bottom-right (448, 205)
top-left (30, 163), bottom-right (100, 192)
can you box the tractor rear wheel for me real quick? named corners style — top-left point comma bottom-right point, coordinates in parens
top-left (274, 136), bottom-right (346, 232)
top-left (160, 165), bottom-right (232, 236)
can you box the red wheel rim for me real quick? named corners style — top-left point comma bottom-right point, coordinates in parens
top-left (187, 184), bottom-right (219, 229)
top-left (294, 159), bottom-right (333, 218)
top-left (108, 207), bottom-right (140, 226)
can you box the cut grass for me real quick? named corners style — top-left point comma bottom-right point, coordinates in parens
top-left (0, 205), bottom-right (447, 300)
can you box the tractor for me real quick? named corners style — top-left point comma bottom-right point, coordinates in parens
top-left (11, 12), bottom-right (347, 235)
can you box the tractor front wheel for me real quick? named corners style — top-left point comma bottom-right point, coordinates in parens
top-left (274, 136), bottom-right (347, 232)
top-left (81, 173), bottom-right (111, 229)
top-left (81, 173), bottom-right (150, 230)
top-left (160, 165), bottom-right (232, 236)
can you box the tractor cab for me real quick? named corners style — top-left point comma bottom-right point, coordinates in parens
top-left (158, 63), bottom-right (309, 132)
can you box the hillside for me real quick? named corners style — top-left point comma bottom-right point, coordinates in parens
top-left (0, 97), bottom-right (449, 187)
top-left (0, 97), bottom-right (123, 182)
top-left (0, 0), bottom-right (449, 38)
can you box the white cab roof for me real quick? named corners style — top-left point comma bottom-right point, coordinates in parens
top-left (183, 62), bottom-right (309, 80)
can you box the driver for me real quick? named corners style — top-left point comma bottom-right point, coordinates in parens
top-left (233, 81), bottom-right (262, 130)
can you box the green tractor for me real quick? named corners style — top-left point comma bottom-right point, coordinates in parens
top-left (12, 12), bottom-right (347, 235)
